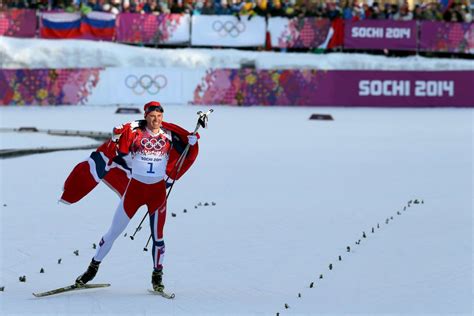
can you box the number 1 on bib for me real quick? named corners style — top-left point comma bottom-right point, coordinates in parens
top-left (147, 162), bottom-right (155, 174)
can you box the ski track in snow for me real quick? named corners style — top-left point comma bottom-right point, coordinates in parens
top-left (0, 105), bottom-right (472, 315)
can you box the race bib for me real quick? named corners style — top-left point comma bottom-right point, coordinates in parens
top-left (130, 129), bottom-right (171, 179)
top-left (132, 153), bottom-right (168, 178)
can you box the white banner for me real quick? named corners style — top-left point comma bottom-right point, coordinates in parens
top-left (191, 15), bottom-right (266, 47)
top-left (87, 68), bottom-right (190, 105)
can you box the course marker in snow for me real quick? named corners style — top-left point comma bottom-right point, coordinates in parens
top-left (309, 114), bottom-right (334, 121)
top-left (284, 198), bottom-right (425, 314)
top-left (115, 107), bottom-right (141, 114)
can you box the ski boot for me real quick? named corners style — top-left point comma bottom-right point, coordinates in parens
top-left (151, 269), bottom-right (165, 292)
top-left (76, 258), bottom-right (100, 285)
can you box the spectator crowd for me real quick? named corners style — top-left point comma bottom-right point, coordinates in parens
top-left (2, 0), bottom-right (473, 23)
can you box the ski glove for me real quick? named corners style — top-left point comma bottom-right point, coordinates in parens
top-left (112, 120), bottom-right (141, 142)
top-left (187, 135), bottom-right (198, 146)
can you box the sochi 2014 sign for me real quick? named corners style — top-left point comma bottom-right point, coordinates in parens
top-left (322, 71), bottom-right (472, 106)
top-left (358, 80), bottom-right (454, 97)
top-left (344, 20), bottom-right (417, 51)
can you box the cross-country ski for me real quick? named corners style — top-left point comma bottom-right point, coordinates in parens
top-left (33, 284), bottom-right (110, 298)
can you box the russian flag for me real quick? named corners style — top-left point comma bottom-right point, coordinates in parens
top-left (81, 12), bottom-right (116, 41)
top-left (40, 12), bottom-right (82, 39)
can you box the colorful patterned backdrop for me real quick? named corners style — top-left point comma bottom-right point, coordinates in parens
top-left (0, 9), bottom-right (37, 38)
top-left (0, 69), bottom-right (101, 105)
top-left (193, 69), bottom-right (329, 106)
top-left (275, 18), bottom-right (331, 48)
top-left (116, 13), bottom-right (188, 44)
top-left (193, 69), bottom-right (474, 107)
top-left (419, 21), bottom-right (474, 53)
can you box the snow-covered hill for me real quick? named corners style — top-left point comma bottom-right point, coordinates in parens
top-left (1, 37), bottom-right (473, 71)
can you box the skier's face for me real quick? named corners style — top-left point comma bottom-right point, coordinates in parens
top-left (146, 111), bottom-right (163, 132)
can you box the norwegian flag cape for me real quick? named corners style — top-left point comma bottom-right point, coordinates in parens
top-left (60, 121), bottom-right (199, 204)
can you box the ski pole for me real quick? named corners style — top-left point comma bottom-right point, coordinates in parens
top-left (128, 109), bottom-right (213, 242)
top-left (164, 109), bottom-right (214, 204)
top-left (143, 234), bottom-right (152, 251)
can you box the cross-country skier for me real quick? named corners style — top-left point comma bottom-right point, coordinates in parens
top-left (75, 101), bottom-right (199, 293)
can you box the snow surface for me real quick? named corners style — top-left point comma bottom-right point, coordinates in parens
top-left (1, 37), bottom-right (474, 70)
top-left (0, 105), bottom-right (472, 315)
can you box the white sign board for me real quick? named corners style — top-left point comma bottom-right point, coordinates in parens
top-left (191, 15), bottom-right (266, 47)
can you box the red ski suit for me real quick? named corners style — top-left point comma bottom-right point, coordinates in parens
top-left (61, 121), bottom-right (199, 271)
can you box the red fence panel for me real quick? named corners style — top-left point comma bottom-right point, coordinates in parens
top-left (116, 13), bottom-right (190, 45)
top-left (0, 9), bottom-right (37, 38)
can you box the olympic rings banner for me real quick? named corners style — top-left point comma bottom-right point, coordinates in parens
top-left (86, 68), bottom-right (187, 105)
top-left (419, 21), bottom-right (474, 54)
top-left (0, 9), bottom-right (37, 38)
top-left (116, 13), bottom-right (190, 45)
top-left (267, 17), bottom-right (332, 49)
top-left (191, 15), bottom-right (266, 47)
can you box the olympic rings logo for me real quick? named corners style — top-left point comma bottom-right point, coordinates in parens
top-left (141, 137), bottom-right (167, 151)
top-left (212, 20), bottom-right (246, 38)
top-left (125, 74), bottom-right (168, 95)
